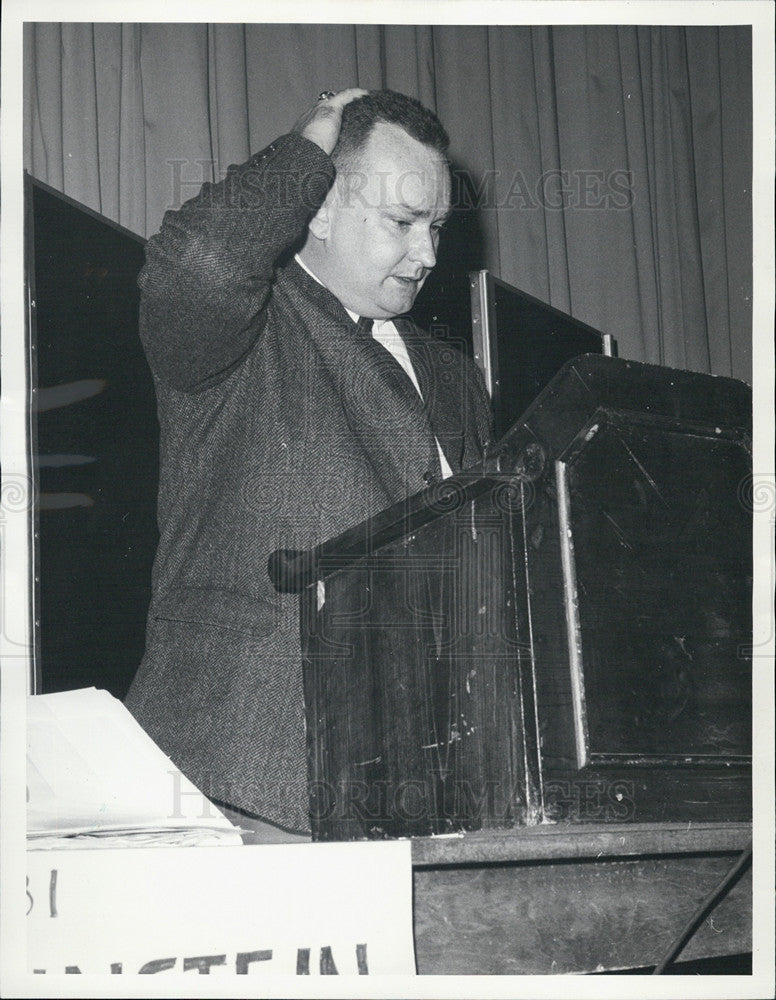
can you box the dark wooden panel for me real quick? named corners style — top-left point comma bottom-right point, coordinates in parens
top-left (566, 413), bottom-right (751, 761)
top-left (413, 854), bottom-right (752, 974)
top-left (512, 367), bottom-right (752, 821)
top-left (490, 282), bottom-right (605, 437)
top-left (303, 500), bottom-right (533, 839)
top-left (409, 821), bottom-right (753, 865)
top-left (27, 177), bottom-right (157, 699)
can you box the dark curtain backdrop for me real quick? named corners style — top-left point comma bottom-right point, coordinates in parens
top-left (24, 22), bottom-right (752, 381)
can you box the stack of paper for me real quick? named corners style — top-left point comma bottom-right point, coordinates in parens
top-left (27, 687), bottom-right (242, 849)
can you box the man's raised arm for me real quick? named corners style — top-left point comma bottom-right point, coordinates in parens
top-left (138, 88), bottom-right (365, 392)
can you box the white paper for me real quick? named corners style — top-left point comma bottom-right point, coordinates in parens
top-left (27, 841), bottom-right (416, 976)
top-left (27, 688), bottom-right (241, 846)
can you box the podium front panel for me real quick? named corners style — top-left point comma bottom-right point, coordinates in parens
top-left (302, 490), bottom-right (538, 840)
top-left (557, 410), bottom-right (751, 766)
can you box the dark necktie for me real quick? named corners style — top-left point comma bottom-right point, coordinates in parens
top-left (355, 315), bottom-right (375, 339)
top-left (352, 315), bottom-right (443, 484)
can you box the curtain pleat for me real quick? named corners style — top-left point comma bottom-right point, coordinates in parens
top-left (434, 27), bottom-right (505, 277)
top-left (92, 24), bottom-right (122, 225)
top-left (243, 23), bottom-right (362, 148)
top-left (25, 23), bottom-right (65, 192)
top-left (207, 25), bottom-right (251, 174)
top-left (617, 27), bottom-right (659, 365)
top-left (23, 22), bottom-right (752, 383)
top-left (117, 25), bottom-right (146, 235)
top-left (687, 26), bottom-right (753, 382)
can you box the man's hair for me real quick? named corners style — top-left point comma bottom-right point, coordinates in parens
top-left (331, 90), bottom-right (450, 172)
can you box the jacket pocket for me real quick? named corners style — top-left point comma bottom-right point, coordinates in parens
top-left (151, 586), bottom-right (283, 638)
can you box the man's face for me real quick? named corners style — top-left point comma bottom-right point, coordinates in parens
top-left (310, 122), bottom-right (452, 319)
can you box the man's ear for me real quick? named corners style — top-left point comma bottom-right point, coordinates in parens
top-left (307, 193), bottom-right (334, 241)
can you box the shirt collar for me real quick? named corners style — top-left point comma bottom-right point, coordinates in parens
top-left (294, 254), bottom-right (357, 324)
top-left (294, 254), bottom-right (397, 330)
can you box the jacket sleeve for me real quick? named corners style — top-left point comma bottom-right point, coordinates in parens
top-left (138, 132), bottom-right (335, 392)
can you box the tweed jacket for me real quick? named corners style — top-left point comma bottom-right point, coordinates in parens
top-left (124, 131), bottom-right (493, 831)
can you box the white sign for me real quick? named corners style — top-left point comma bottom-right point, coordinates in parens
top-left (27, 842), bottom-right (415, 976)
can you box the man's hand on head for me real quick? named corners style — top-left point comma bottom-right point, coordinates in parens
top-left (292, 88), bottom-right (368, 156)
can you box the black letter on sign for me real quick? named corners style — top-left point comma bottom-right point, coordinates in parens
top-left (356, 943), bottom-right (368, 974)
top-left (139, 958), bottom-right (177, 974)
top-left (182, 954), bottom-right (227, 974)
top-left (110, 963), bottom-right (123, 974)
top-left (296, 948), bottom-right (310, 974)
top-left (65, 966), bottom-right (82, 974)
top-left (236, 950), bottom-right (272, 974)
top-left (320, 946), bottom-right (339, 974)
top-left (49, 869), bottom-right (58, 917)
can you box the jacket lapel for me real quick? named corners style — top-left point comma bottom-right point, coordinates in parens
top-left (395, 317), bottom-right (466, 474)
top-left (281, 261), bottom-right (442, 497)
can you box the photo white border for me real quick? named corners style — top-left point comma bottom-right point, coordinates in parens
top-left (2, 3), bottom-right (773, 998)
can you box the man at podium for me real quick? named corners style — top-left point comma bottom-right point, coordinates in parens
top-left (125, 88), bottom-right (492, 838)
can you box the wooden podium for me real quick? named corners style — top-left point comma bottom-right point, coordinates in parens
top-left (270, 354), bottom-right (752, 843)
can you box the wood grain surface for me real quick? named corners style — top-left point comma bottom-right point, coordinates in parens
top-left (413, 851), bottom-right (751, 974)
